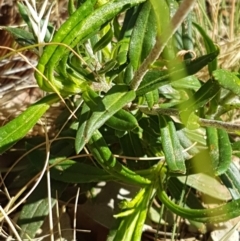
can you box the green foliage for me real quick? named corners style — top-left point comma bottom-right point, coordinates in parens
top-left (2, 0), bottom-right (240, 240)
top-left (0, 94), bottom-right (59, 154)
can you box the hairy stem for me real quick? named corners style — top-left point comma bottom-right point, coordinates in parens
top-left (130, 0), bottom-right (196, 91)
top-left (139, 106), bottom-right (240, 133)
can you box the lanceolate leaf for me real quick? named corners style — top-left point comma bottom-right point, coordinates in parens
top-left (213, 69), bottom-right (240, 96)
top-left (76, 85), bottom-right (135, 152)
top-left (158, 166), bottom-right (240, 223)
top-left (136, 49), bottom-right (219, 96)
top-left (141, 5), bottom-right (156, 61)
top-left (5, 27), bottom-right (36, 46)
top-left (171, 75), bottom-right (201, 90)
top-left (88, 129), bottom-right (151, 185)
top-left (119, 6), bottom-right (140, 39)
top-left (158, 116), bottom-right (186, 173)
top-left (179, 79), bottom-right (220, 125)
top-left (221, 163), bottom-right (240, 200)
top-left (206, 127), bottom-right (232, 175)
top-left (193, 22), bottom-right (218, 74)
top-left (167, 177), bottom-right (207, 233)
top-left (177, 173), bottom-right (231, 201)
top-left (232, 140), bottom-right (240, 158)
top-left (105, 109), bottom-right (139, 131)
top-left (145, 89), bottom-right (159, 109)
top-left (29, 148), bottom-right (114, 183)
top-left (75, 103), bottom-right (92, 153)
top-left (50, 160), bottom-right (113, 183)
top-left (0, 94), bottom-right (59, 154)
top-left (119, 132), bottom-right (145, 158)
top-left (18, 178), bottom-right (66, 239)
top-left (113, 186), bottom-right (154, 241)
top-left (93, 25), bottom-right (114, 53)
top-left (129, 1), bottom-right (156, 70)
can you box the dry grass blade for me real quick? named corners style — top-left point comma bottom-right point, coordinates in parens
top-left (0, 206), bottom-right (22, 241)
top-left (195, 0), bottom-right (240, 79)
top-left (73, 188), bottom-right (80, 241)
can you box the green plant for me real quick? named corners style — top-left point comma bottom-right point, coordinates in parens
top-left (1, 0), bottom-right (240, 240)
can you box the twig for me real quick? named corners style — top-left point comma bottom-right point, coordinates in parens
top-left (130, 0), bottom-right (196, 91)
top-left (139, 106), bottom-right (240, 133)
top-left (139, 106), bottom-right (179, 117)
top-left (199, 118), bottom-right (240, 132)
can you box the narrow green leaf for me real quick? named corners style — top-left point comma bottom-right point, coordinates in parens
top-left (77, 85), bottom-right (136, 152)
top-left (98, 60), bottom-right (117, 74)
top-left (217, 131), bottom-right (232, 174)
top-left (179, 79), bottom-right (220, 125)
top-left (129, 1), bottom-right (156, 70)
top-left (105, 109), bottom-right (139, 131)
top-left (176, 129), bottom-right (199, 156)
top-left (213, 69), bottom-right (240, 96)
top-left (182, 11), bottom-right (193, 55)
top-left (81, 86), bottom-right (104, 111)
top-left (149, 0), bottom-right (169, 36)
top-left (206, 126), bottom-right (219, 164)
top-left (31, 150), bottom-right (113, 183)
top-left (131, 185), bottom-right (154, 240)
top-left (115, 39), bottom-right (130, 65)
top-left (39, 0), bottom-right (97, 63)
top-left (177, 173), bottom-right (231, 201)
top-left (186, 48), bottom-right (219, 75)
top-left (145, 89), bottom-right (159, 109)
top-left (232, 140), bottom-right (240, 158)
top-left (166, 177), bottom-right (207, 233)
top-left (113, 16), bottom-right (121, 40)
top-left (206, 127), bottom-right (232, 175)
top-left (193, 22), bottom-right (218, 73)
top-left (75, 103), bottom-right (91, 153)
top-left (68, 0), bottom-right (76, 15)
top-left (141, 6), bottom-right (156, 61)
top-left (119, 6), bottom-right (140, 39)
top-left (136, 50), bottom-right (219, 96)
top-left (17, 2), bottom-right (32, 27)
top-left (171, 75), bottom-right (201, 90)
top-left (93, 26), bottom-right (113, 53)
top-left (123, 64), bottom-right (134, 85)
top-left (158, 166), bottom-right (240, 223)
top-left (4, 27), bottom-right (36, 46)
top-left (88, 129), bottom-right (151, 185)
top-left (221, 163), bottom-right (240, 199)
top-left (158, 116), bottom-right (186, 173)
top-left (18, 178), bottom-right (66, 239)
top-left (119, 132), bottom-right (145, 158)
top-left (0, 94), bottom-right (59, 154)
top-left (113, 209), bottom-right (140, 241)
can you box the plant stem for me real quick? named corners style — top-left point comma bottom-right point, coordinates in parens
top-left (139, 106), bottom-right (179, 116)
top-left (130, 0), bottom-right (197, 91)
top-left (139, 106), bottom-right (240, 133)
top-left (198, 118), bottom-right (240, 132)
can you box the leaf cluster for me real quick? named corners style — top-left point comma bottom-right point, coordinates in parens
top-left (1, 0), bottom-right (240, 240)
